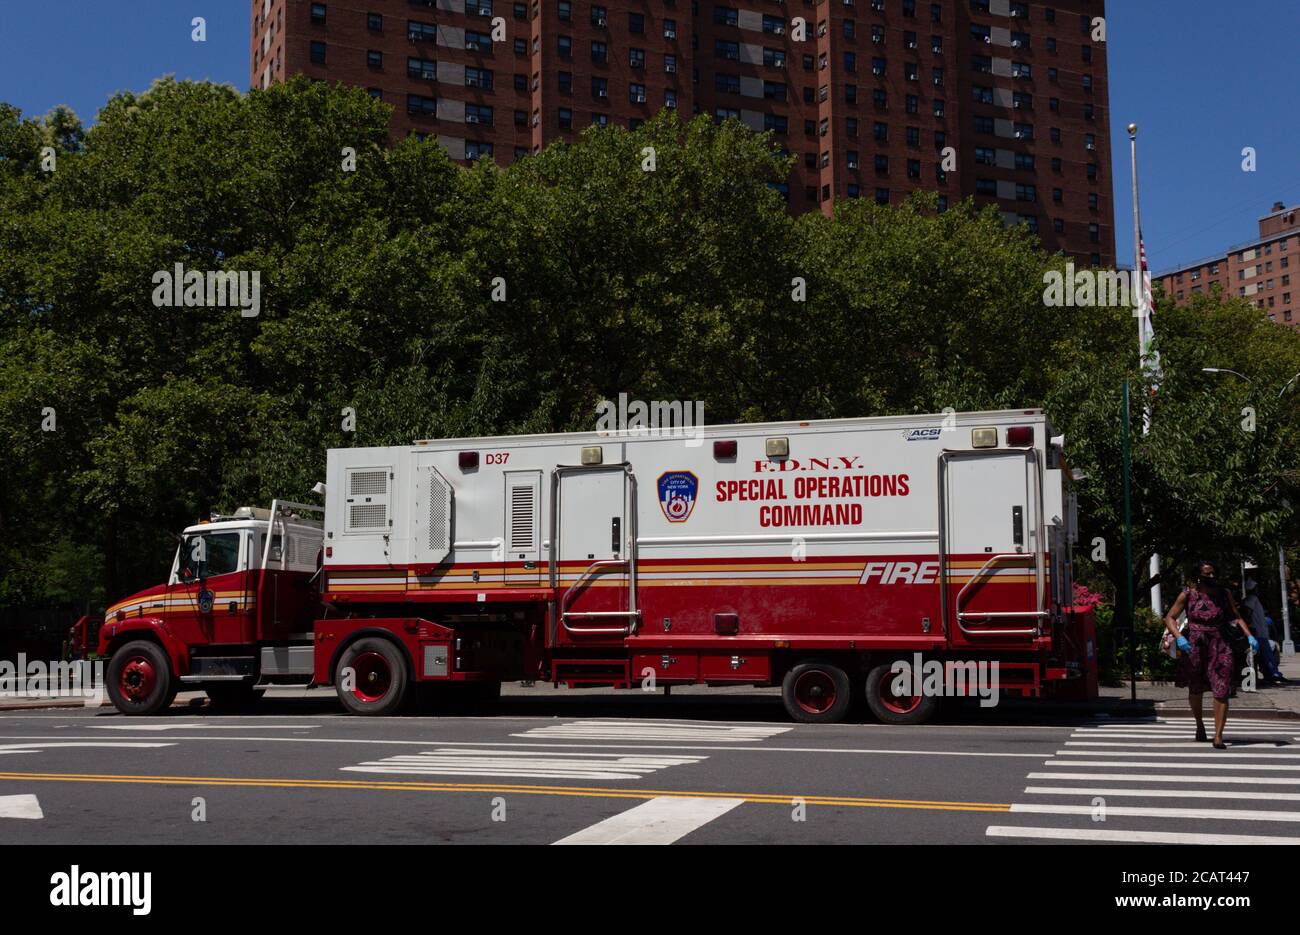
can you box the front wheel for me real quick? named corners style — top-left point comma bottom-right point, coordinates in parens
top-left (106, 640), bottom-right (177, 716)
top-left (781, 660), bottom-right (852, 724)
top-left (864, 660), bottom-right (941, 725)
top-left (336, 638), bottom-right (409, 716)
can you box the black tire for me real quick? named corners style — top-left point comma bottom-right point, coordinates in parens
top-left (335, 637), bottom-right (409, 716)
top-left (863, 659), bottom-right (942, 725)
top-left (781, 660), bottom-right (853, 724)
top-left (204, 684), bottom-right (264, 712)
top-left (106, 640), bottom-right (176, 716)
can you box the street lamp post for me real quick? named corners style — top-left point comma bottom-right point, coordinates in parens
top-left (1202, 367), bottom-right (1298, 654)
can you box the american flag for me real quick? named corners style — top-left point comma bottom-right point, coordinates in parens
top-left (1137, 232), bottom-right (1161, 387)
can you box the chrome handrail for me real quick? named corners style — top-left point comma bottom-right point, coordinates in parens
top-left (560, 558), bottom-right (640, 635)
top-left (954, 552), bottom-right (1047, 636)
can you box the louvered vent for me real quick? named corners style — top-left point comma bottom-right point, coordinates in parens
top-left (349, 504), bottom-right (387, 529)
top-left (349, 470), bottom-right (388, 496)
top-left (345, 466), bottom-right (391, 533)
top-left (427, 468), bottom-right (452, 555)
top-left (509, 485), bottom-right (536, 551)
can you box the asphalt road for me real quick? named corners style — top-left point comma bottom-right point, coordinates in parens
top-left (1, 687), bottom-right (1297, 845)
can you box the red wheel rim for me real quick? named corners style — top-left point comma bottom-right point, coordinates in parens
top-left (351, 651), bottom-right (392, 703)
top-left (879, 676), bottom-right (924, 715)
top-left (119, 656), bottom-right (158, 703)
top-left (793, 670), bottom-right (837, 715)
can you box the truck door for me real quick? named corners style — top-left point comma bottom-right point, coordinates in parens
top-left (171, 529), bottom-right (252, 646)
top-left (940, 449), bottom-right (1045, 646)
top-left (552, 464), bottom-right (637, 643)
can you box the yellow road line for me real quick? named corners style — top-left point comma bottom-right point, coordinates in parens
top-left (0, 771), bottom-right (1010, 812)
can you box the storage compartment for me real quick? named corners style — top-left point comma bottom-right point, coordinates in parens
top-left (700, 652), bottom-right (770, 683)
top-left (632, 652), bottom-right (699, 683)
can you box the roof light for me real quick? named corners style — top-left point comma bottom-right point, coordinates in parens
top-left (458, 451), bottom-right (479, 470)
top-left (971, 427), bottom-right (998, 448)
top-left (581, 446), bottom-right (603, 465)
top-left (765, 437), bottom-right (789, 458)
top-left (1006, 425), bottom-right (1034, 446)
top-left (714, 439), bottom-right (737, 459)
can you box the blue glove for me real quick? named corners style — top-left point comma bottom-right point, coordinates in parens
top-left (1176, 636), bottom-right (1191, 653)
top-left (1248, 635), bottom-right (1259, 652)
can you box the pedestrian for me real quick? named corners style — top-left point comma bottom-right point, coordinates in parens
top-left (1242, 578), bottom-right (1286, 683)
top-left (1163, 560), bottom-right (1259, 749)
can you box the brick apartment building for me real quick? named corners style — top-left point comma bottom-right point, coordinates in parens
top-left (251, 0), bottom-right (1114, 264)
top-left (1154, 202), bottom-right (1300, 330)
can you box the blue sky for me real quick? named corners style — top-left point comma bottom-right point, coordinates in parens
top-left (1, 1), bottom-right (1297, 274)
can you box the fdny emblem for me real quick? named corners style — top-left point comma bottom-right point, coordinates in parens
top-left (657, 471), bottom-right (699, 523)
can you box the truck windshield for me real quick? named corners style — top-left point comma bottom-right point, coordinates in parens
top-left (177, 532), bottom-right (242, 580)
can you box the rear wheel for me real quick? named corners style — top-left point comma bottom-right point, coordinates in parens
top-left (106, 640), bottom-right (177, 716)
top-left (781, 660), bottom-right (852, 724)
top-left (336, 638), bottom-right (409, 716)
top-left (864, 659), bottom-right (941, 725)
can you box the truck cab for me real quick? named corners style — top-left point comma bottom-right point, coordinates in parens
top-left (100, 501), bottom-right (324, 714)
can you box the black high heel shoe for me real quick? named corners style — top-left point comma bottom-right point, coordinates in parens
top-left (1195, 725), bottom-right (1208, 742)
top-left (1212, 739), bottom-right (1227, 750)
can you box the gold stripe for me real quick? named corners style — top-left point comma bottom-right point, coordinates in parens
top-left (0, 771), bottom-right (1011, 812)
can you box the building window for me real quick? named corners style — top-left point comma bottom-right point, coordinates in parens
top-left (764, 48), bottom-right (786, 68)
top-left (367, 88), bottom-right (382, 100)
top-left (408, 57), bottom-right (435, 79)
top-left (558, 0), bottom-right (570, 19)
top-left (716, 39), bottom-right (740, 60)
top-left (368, 50), bottom-right (383, 68)
top-left (592, 77), bottom-right (608, 98)
top-left (714, 5), bottom-right (738, 26)
top-left (590, 4), bottom-right (607, 25)
top-left (558, 107), bottom-right (572, 129)
top-left (466, 141), bottom-right (494, 161)
top-left (466, 0), bottom-right (493, 15)
top-left (874, 154), bottom-right (889, 175)
top-left (630, 82), bottom-right (647, 103)
top-left (310, 41), bottom-right (327, 64)
top-left (876, 188), bottom-right (890, 205)
top-left (715, 73), bottom-right (740, 94)
top-left (630, 47), bottom-right (645, 68)
top-left (408, 21), bottom-right (436, 42)
top-left (406, 93), bottom-right (436, 116)
top-left (367, 11), bottom-right (382, 31)
top-left (558, 71), bottom-right (571, 93)
top-left (466, 67), bottom-right (493, 89)
top-left (629, 12), bottom-right (644, 33)
top-left (311, 3), bottom-right (327, 25)
top-left (465, 30), bottom-right (492, 52)
top-left (664, 18), bottom-right (677, 38)
top-left (558, 35), bottom-right (572, 56)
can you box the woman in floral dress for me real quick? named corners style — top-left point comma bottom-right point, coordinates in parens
top-left (1163, 560), bottom-right (1259, 748)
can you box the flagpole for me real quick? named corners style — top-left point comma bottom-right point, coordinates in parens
top-left (1128, 122), bottom-right (1163, 616)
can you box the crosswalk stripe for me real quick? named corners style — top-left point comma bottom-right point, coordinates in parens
top-left (1065, 741), bottom-right (1292, 749)
top-left (1011, 802), bottom-right (1300, 822)
top-left (986, 826), bottom-right (1300, 845)
top-left (0, 794), bottom-right (43, 820)
top-left (1045, 760), bottom-right (1300, 770)
top-left (1024, 786), bottom-right (1300, 801)
top-left (552, 796), bottom-right (744, 845)
top-left (512, 721), bottom-right (791, 743)
top-left (1055, 749), bottom-right (1300, 759)
top-left (342, 748), bottom-right (707, 781)
top-left (1028, 771), bottom-right (1300, 785)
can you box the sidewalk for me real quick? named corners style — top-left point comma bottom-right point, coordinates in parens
top-left (1100, 654), bottom-right (1300, 720)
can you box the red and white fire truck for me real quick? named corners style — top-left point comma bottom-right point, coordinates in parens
top-left (97, 409), bottom-right (1097, 723)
